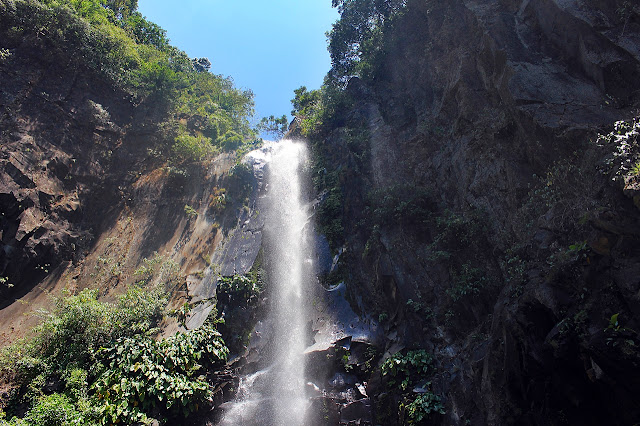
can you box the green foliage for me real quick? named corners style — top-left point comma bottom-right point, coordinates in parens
top-left (0, 276), bottom-right (13, 288)
top-left (121, 11), bottom-right (168, 49)
top-left (217, 275), bottom-right (261, 304)
top-left (603, 313), bottom-right (637, 348)
top-left (0, 0), bottom-right (256, 161)
top-left (92, 325), bottom-right (228, 424)
top-left (402, 391), bottom-right (445, 422)
top-left (171, 132), bottom-right (216, 162)
top-left (447, 263), bottom-right (488, 302)
top-left (341, 351), bottom-right (353, 372)
top-left (598, 117), bottom-right (640, 182)
top-left (170, 302), bottom-right (191, 327)
top-left (116, 285), bottom-right (168, 333)
top-left (206, 187), bottom-right (227, 214)
top-left (328, 0), bottom-right (407, 81)
top-left (290, 83), bottom-right (355, 139)
top-left (501, 245), bottom-right (528, 298)
top-left (19, 287), bottom-right (166, 377)
top-left (64, 368), bottom-right (89, 401)
top-left (133, 252), bottom-right (179, 287)
top-left (0, 283), bottom-right (229, 425)
top-left (291, 86), bottom-right (324, 137)
top-left (406, 299), bottom-right (433, 321)
top-left (219, 131), bottom-right (243, 152)
top-left (184, 204), bottom-right (198, 217)
top-left (367, 184), bottom-right (433, 226)
top-left (21, 393), bottom-right (85, 426)
top-left (362, 184), bottom-right (434, 256)
top-left (1, 0), bottom-right (139, 83)
top-left (567, 240), bottom-right (588, 257)
top-left (28, 289), bottom-right (118, 373)
top-left (257, 114), bottom-right (288, 140)
top-left (0, 47), bottom-right (11, 62)
top-left (381, 350), bottom-right (445, 421)
top-left (608, 313), bottom-right (622, 332)
top-left (191, 57), bottom-right (211, 73)
top-left (291, 86), bottom-right (322, 118)
top-left (427, 210), bottom-right (486, 261)
top-left (381, 350), bottom-right (433, 391)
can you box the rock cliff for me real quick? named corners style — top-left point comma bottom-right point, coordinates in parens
top-left (0, 18), bottom-right (244, 344)
top-left (305, 0), bottom-right (640, 424)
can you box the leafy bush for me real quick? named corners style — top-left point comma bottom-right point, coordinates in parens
top-left (29, 289), bottom-right (122, 373)
top-left (0, 284), bottom-right (229, 425)
top-left (361, 184), bottom-right (434, 256)
top-left (171, 133), bottom-right (215, 162)
top-left (367, 185), bottom-right (433, 228)
top-left (381, 350), bottom-right (445, 422)
top-left (5, 287), bottom-right (165, 380)
top-left (115, 285), bottom-right (168, 333)
top-left (447, 263), bottom-right (488, 302)
top-left (598, 117), bottom-right (640, 181)
top-left (317, 175), bottom-right (345, 251)
top-left (381, 350), bottom-right (434, 391)
top-left (217, 275), bottom-right (261, 304)
top-left (121, 11), bottom-right (169, 50)
top-left (290, 86), bottom-right (324, 138)
top-left (184, 204), bottom-right (198, 217)
top-left (218, 131), bottom-right (242, 152)
top-left (257, 114), bottom-right (288, 140)
top-left (402, 391), bottom-right (445, 422)
top-left (22, 393), bottom-right (84, 426)
top-left (328, 0), bottom-right (407, 82)
top-left (133, 252), bottom-right (180, 287)
top-left (425, 209), bottom-right (487, 261)
top-left (92, 325), bottom-right (228, 424)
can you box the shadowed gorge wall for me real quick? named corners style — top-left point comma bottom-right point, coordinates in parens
top-left (298, 0), bottom-right (640, 424)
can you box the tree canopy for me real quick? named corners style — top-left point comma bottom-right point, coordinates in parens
top-left (0, 0), bottom-right (257, 162)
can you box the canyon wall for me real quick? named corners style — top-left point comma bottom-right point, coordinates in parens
top-left (308, 0), bottom-right (640, 424)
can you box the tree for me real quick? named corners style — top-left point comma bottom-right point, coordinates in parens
top-left (192, 57), bottom-right (212, 73)
top-left (257, 115), bottom-right (289, 140)
top-left (291, 86), bottom-right (321, 117)
top-left (328, 0), bottom-right (407, 81)
top-left (101, 0), bottom-right (138, 20)
top-left (123, 12), bottom-right (169, 50)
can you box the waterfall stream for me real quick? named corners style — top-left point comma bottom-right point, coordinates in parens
top-left (219, 139), bottom-right (313, 425)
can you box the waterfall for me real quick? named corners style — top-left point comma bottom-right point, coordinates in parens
top-left (219, 139), bottom-right (313, 425)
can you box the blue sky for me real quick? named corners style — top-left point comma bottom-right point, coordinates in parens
top-left (137, 0), bottom-right (339, 125)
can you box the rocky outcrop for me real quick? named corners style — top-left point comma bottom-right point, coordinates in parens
top-left (0, 38), bottom-right (138, 305)
top-left (316, 0), bottom-right (640, 424)
top-left (0, 25), bottom-right (238, 342)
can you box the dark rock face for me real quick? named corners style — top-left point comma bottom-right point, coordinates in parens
top-left (0, 29), bottom-right (158, 306)
top-left (319, 0), bottom-right (640, 424)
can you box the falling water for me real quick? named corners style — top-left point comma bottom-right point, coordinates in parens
top-left (220, 140), bottom-right (313, 425)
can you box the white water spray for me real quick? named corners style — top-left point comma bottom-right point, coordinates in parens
top-left (220, 140), bottom-right (312, 425)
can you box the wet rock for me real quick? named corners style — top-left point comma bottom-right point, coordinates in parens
top-left (305, 347), bottom-right (335, 384)
top-left (329, 372), bottom-right (357, 389)
top-left (339, 399), bottom-right (373, 425)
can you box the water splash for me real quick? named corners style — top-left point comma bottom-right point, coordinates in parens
top-left (219, 140), bottom-right (313, 425)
